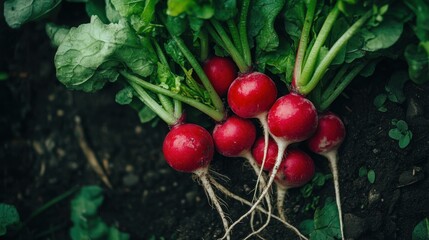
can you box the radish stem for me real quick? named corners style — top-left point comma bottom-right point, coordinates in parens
top-left (239, 0), bottom-right (251, 67)
top-left (227, 19), bottom-right (243, 55)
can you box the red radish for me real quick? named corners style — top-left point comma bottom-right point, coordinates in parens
top-left (274, 149), bottom-right (315, 222)
top-left (222, 93), bottom-right (318, 240)
top-left (212, 115), bottom-right (273, 235)
top-left (162, 123), bottom-right (230, 240)
top-left (252, 136), bottom-right (278, 171)
top-left (227, 72), bottom-right (277, 119)
top-left (212, 115), bottom-right (256, 157)
top-left (307, 112), bottom-right (346, 240)
top-left (203, 56), bottom-right (237, 97)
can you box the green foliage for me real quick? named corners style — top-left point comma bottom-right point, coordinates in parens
top-left (373, 71), bottom-right (409, 112)
top-left (389, 119), bottom-right (413, 148)
top-left (45, 23), bottom-right (70, 47)
top-left (299, 198), bottom-right (341, 240)
top-left (115, 87), bottom-right (134, 105)
top-left (0, 203), bottom-right (20, 236)
top-left (299, 172), bottom-right (332, 212)
top-left (4, 0), bottom-right (62, 28)
top-left (412, 218), bottom-right (429, 240)
top-left (70, 186), bottom-right (129, 240)
top-left (53, 16), bottom-right (156, 92)
top-left (358, 166), bottom-right (376, 184)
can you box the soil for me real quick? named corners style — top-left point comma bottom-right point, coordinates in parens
top-left (1, 4), bottom-right (428, 240)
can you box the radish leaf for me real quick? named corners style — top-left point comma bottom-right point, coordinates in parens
top-left (0, 203), bottom-right (20, 236)
top-left (4, 0), bottom-right (62, 28)
top-left (412, 218), bottom-right (429, 240)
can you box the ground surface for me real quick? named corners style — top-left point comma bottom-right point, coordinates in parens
top-left (1, 4), bottom-right (428, 240)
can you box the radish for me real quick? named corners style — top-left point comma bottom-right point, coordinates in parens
top-left (162, 123), bottom-right (230, 240)
top-left (212, 115), bottom-right (272, 236)
top-left (227, 71), bottom-right (277, 196)
top-left (274, 149), bottom-right (315, 222)
top-left (307, 112), bottom-right (346, 239)
top-left (222, 93), bottom-right (318, 239)
top-left (203, 56), bottom-right (237, 97)
top-left (252, 136), bottom-right (278, 171)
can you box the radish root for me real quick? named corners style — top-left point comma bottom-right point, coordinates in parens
top-left (209, 177), bottom-right (308, 240)
top-left (195, 169), bottom-right (231, 240)
top-left (220, 138), bottom-right (288, 240)
top-left (324, 151), bottom-right (345, 240)
top-left (276, 185), bottom-right (288, 222)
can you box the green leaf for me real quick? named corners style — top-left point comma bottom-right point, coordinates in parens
top-left (362, 18), bottom-right (404, 52)
top-left (4, 0), bottom-right (62, 28)
top-left (373, 94), bottom-right (387, 108)
top-left (249, 0), bottom-right (286, 52)
top-left (115, 87), bottom-right (134, 105)
top-left (314, 199), bottom-right (341, 238)
top-left (0, 203), bottom-right (20, 236)
top-left (367, 170), bottom-right (376, 184)
top-left (85, 0), bottom-right (109, 23)
top-left (412, 218), bottom-right (429, 240)
top-left (395, 120), bottom-right (408, 132)
top-left (167, 0), bottom-right (194, 16)
top-left (312, 172), bottom-right (326, 187)
top-left (138, 106), bottom-right (157, 123)
top-left (255, 41), bottom-right (295, 82)
top-left (388, 128), bottom-right (403, 140)
top-left (213, 0), bottom-right (237, 21)
top-left (301, 184), bottom-right (314, 198)
top-left (283, 0), bottom-right (306, 47)
top-left (358, 166), bottom-right (368, 177)
top-left (54, 16), bottom-right (156, 92)
top-left (299, 219), bottom-right (315, 235)
top-left (167, 0), bottom-right (214, 19)
top-left (45, 23), bottom-right (70, 47)
top-left (399, 132), bottom-right (412, 149)
top-left (110, 0), bottom-right (158, 33)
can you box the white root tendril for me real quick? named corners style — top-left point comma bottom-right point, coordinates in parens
top-left (324, 151), bottom-right (345, 240)
top-left (195, 169), bottom-right (231, 240)
top-left (209, 177), bottom-right (308, 240)
top-left (242, 151), bottom-right (272, 240)
top-left (219, 138), bottom-right (288, 240)
top-left (253, 113), bottom-right (270, 202)
top-left (276, 185), bottom-right (288, 222)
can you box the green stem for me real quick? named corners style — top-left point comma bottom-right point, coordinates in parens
top-left (321, 64), bottom-right (350, 102)
top-left (227, 19), bottom-right (243, 56)
top-left (207, 24), bottom-right (227, 50)
top-left (211, 19), bottom-right (249, 73)
top-left (238, 0), bottom-right (251, 67)
top-left (163, 23), bottom-right (225, 116)
top-left (158, 94), bottom-right (174, 114)
top-left (292, 0), bottom-right (317, 85)
top-left (300, 4), bottom-right (340, 87)
top-left (122, 71), bottom-right (224, 122)
top-left (153, 40), bottom-right (179, 114)
top-left (173, 99), bottom-right (182, 119)
top-left (300, 10), bottom-right (372, 95)
top-left (128, 80), bottom-right (178, 126)
top-left (319, 61), bottom-right (368, 111)
top-left (199, 30), bottom-right (209, 61)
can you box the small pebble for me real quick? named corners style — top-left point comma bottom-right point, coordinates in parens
top-left (368, 188), bottom-right (381, 205)
top-left (68, 161), bottom-right (79, 170)
top-left (372, 148), bottom-right (380, 154)
top-left (125, 164), bottom-right (134, 172)
top-left (56, 109), bottom-right (64, 117)
top-left (135, 126), bottom-right (143, 134)
top-left (48, 94), bottom-right (55, 101)
top-left (56, 148), bottom-right (66, 158)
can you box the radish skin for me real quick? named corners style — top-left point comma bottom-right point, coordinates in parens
top-left (203, 56), bottom-right (237, 97)
top-left (307, 113), bottom-right (346, 240)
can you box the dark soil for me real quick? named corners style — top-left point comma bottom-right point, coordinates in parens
top-left (1, 4), bottom-right (429, 240)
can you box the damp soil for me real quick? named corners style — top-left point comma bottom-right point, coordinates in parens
top-left (1, 5), bottom-right (428, 240)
